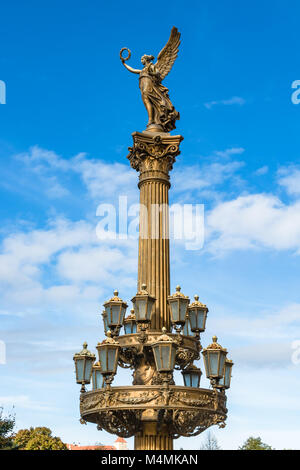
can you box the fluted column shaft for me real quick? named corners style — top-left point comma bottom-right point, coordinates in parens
top-left (128, 132), bottom-right (183, 331)
top-left (134, 422), bottom-right (173, 450)
top-left (138, 177), bottom-right (170, 330)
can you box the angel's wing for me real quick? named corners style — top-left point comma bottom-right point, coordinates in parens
top-left (155, 27), bottom-right (181, 80)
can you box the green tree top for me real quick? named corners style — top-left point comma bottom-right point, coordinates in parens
top-left (239, 436), bottom-right (273, 450)
top-left (14, 426), bottom-right (67, 450)
top-left (0, 407), bottom-right (16, 450)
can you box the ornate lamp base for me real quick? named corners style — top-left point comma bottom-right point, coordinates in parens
top-left (80, 385), bottom-right (227, 450)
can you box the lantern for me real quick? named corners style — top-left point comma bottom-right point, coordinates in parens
top-left (123, 309), bottom-right (137, 334)
top-left (92, 362), bottom-right (105, 390)
top-left (188, 295), bottom-right (208, 334)
top-left (202, 336), bottom-right (227, 382)
top-left (131, 284), bottom-right (155, 324)
top-left (168, 285), bottom-right (190, 328)
top-left (219, 359), bottom-right (233, 390)
top-left (183, 314), bottom-right (196, 336)
top-left (103, 290), bottom-right (128, 330)
top-left (182, 365), bottom-right (202, 388)
top-left (102, 310), bottom-right (109, 334)
top-left (73, 342), bottom-right (96, 387)
top-left (96, 331), bottom-right (120, 377)
top-left (152, 327), bottom-right (177, 372)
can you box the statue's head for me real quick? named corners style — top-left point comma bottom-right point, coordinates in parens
top-left (141, 54), bottom-right (154, 65)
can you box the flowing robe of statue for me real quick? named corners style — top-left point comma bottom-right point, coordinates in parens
top-left (120, 27), bottom-right (181, 133)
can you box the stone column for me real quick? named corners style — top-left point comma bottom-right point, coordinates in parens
top-left (128, 132), bottom-right (183, 331)
top-left (134, 422), bottom-right (173, 450)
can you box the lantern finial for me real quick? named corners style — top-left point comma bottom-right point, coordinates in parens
top-left (101, 330), bottom-right (119, 345)
top-left (158, 327), bottom-right (173, 342)
top-left (77, 342), bottom-right (94, 356)
top-left (206, 336), bottom-right (227, 351)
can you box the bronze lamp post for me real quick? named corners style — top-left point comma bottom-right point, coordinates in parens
top-left (73, 26), bottom-right (233, 450)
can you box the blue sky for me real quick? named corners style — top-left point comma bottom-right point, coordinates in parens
top-left (1, 0), bottom-right (300, 450)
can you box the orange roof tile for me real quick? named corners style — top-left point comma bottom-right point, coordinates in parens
top-left (67, 444), bottom-right (116, 451)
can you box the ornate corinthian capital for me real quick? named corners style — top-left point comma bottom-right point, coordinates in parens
top-left (127, 132), bottom-right (183, 185)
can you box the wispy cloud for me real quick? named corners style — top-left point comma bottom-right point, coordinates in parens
top-left (173, 160), bottom-right (244, 197)
top-left (0, 217), bottom-right (137, 317)
top-left (214, 147), bottom-right (245, 159)
top-left (204, 96), bottom-right (246, 109)
top-left (14, 145), bottom-right (138, 205)
top-left (172, 147), bottom-right (245, 201)
top-left (255, 165), bottom-right (269, 176)
top-left (277, 165), bottom-right (300, 196)
top-left (0, 395), bottom-right (57, 412)
top-left (207, 193), bottom-right (300, 255)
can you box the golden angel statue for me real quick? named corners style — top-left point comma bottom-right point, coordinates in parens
top-left (120, 27), bottom-right (181, 133)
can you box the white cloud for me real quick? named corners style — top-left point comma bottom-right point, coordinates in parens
top-left (277, 165), bottom-right (300, 195)
top-left (207, 193), bottom-right (300, 254)
top-left (231, 342), bottom-right (293, 368)
top-left (46, 180), bottom-right (70, 199)
top-left (0, 395), bottom-right (57, 412)
top-left (17, 146), bottom-right (70, 171)
top-left (173, 159), bottom-right (244, 196)
top-left (72, 154), bottom-right (138, 201)
top-left (1, 218), bottom-right (95, 270)
top-left (214, 147), bottom-right (245, 159)
top-left (11, 146), bottom-right (300, 260)
top-left (57, 245), bottom-right (136, 283)
top-left (16, 146), bottom-right (138, 203)
top-left (207, 302), bottom-right (300, 370)
top-left (204, 96), bottom-right (246, 109)
top-left (254, 165), bottom-right (269, 176)
top-left (0, 217), bottom-right (137, 315)
top-left (211, 302), bottom-right (300, 367)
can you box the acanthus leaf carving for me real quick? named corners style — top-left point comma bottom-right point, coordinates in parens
top-left (127, 133), bottom-right (183, 175)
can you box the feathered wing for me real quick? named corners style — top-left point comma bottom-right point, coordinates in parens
top-left (155, 27), bottom-right (181, 80)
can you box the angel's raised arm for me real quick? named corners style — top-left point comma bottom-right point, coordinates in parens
top-left (120, 48), bottom-right (141, 74)
top-left (121, 61), bottom-right (141, 74)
